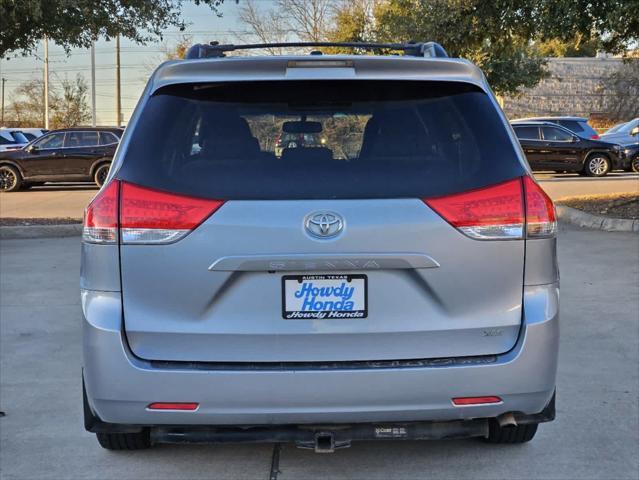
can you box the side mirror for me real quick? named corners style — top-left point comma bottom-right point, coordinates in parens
top-left (571, 136), bottom-right (579, 143)
top-left (631, 126), bottom-right (639, 136)
top-left (26, 145), bottom-right (37, 153)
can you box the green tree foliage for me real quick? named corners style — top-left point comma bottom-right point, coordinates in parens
top-left (535, 36), bottom-right (600, 58)
top-left (328, 0), bottom-right (639, 95)
top-left (0, 0), bottom-right (226, 58)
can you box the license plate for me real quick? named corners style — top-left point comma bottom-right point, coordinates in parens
top-left (282, 274), bottom-right (367, 319)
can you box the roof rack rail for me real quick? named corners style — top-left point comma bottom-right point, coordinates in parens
top-left (185, 41), bottom-right (448, 59)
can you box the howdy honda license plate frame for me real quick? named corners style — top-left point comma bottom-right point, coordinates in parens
top-left (282, 274), bottom-right (368, 319)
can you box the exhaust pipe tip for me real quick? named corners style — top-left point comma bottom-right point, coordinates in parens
top-left (496, 412), bottom-right (518, 428)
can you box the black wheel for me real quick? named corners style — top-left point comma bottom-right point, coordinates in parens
top-left (94, 163), bottom-right (110, 187)
top-left (96, 430), bottom-right (151, 450)
top-left (584, 154), bottom-right (611, 177)
top-left (632, 157), bottom-right (639, 173)
top-left (0, 165), bottom-right (23, 192)
top-left (483, 421), bottom-right (538, 444)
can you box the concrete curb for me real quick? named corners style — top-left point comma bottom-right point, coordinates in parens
top-left (556, 205), bottom-right (639, 233)
top-left (0, 224), bottom-right (83, 239)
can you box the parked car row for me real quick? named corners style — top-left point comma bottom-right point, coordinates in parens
top-left (512, 116), bottom-right (639, 176)
top-left (0, 127), bottom-right (123, 191)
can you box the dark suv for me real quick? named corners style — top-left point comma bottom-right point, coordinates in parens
top-left (0, 127), bottom-right (123, 191)
top-left (512, 121), bottom-right (622, 176)
top-left (512, 116), bottom-right (600, 140)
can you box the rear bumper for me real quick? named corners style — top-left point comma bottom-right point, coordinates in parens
top-left (82, 283), bottom-right (559, 428)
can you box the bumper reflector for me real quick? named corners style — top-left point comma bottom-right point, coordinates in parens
top-left (147, 402), bottom-right (199, 411)
top-left (452, 396), bottom-right (502, 406)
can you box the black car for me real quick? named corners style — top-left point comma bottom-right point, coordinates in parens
top-left (621, 143), bottom-right (639, 172)
top-left (0, 127), bottom-right (123, 191)
top-left (512, 121), bottom-right (623, 177)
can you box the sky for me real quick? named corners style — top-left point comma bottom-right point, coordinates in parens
top-left (0, 1), bottom-right (264, 125)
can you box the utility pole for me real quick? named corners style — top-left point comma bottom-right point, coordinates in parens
top-left (91, 42), bottom-right (96, 127)
top-left (115, 34), bottom-right (121, 127)
top-left (1, 77), bottom-right (6, 125)
top-left (43, 36), bottom-right (49, 129)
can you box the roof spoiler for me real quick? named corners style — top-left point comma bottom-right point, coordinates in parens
top-left (185, 41), bottom-right (448, 59)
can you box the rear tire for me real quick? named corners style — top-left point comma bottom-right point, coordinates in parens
top-left (0, 165), bottom-right (23, 192)
top-left (484, 421), bottom-right (538, 444)
top-left (632, 157), bottom-right (639, 173)
top-left (93, 163), bottom-right (110, 187)
top-left (96, 430), bottom-right (151, 450)
top-left (584, 154), bottom-right (611, 177)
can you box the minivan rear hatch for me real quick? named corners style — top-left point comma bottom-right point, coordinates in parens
top-left (115, 80), bottom-right (528, 363)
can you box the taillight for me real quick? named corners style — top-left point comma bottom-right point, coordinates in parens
top-left (423, 176), bottom-right (556, 240)
top-left (83, 181), bottom-right (119, 243)
top-left (590, 134), bottom-right (600, 139)
top-left (424, 178), bottom-right (524, 240)
top-left (523, 176), bottom-right (556, 238)
top-left (82, 180), bottom-right (224, 245)
top-left (120, 182), bottom-right (224, 244)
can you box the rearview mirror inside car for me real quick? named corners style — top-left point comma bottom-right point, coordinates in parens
top-left (282, 121), bottom-right (323, 134)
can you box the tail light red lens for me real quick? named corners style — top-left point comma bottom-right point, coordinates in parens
top-left (83, 180), bottom-right (224, 244)
top-left (120, 182), bottom-right (224, 244)
top-left (523, 176), bottom-right (556, 238)
top-left (424, 176), bottom-right (556, 240)
top-left (452, 396), bottom-right (502, 406)
top-left (590, 134), bottom-right (600, 139)
top-left (83, 181), bottom-right (119, 243)
top-left (147, 402), bottom-right (199, 411)
top-left (424, 178), bottom-right (524, 240)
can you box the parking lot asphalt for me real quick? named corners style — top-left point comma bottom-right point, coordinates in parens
top-left (1, 224), bottom-right (638, 480)
top-left (0, 172), bottom-right (638, 221)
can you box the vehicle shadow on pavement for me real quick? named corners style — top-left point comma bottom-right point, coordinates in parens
top-left (28, 183), bottom-right (98, 192)
top-left (537, 172), bottom-right (639, 182)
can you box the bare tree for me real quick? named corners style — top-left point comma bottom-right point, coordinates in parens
top-left (237, 0), bottom-right (339, 55)
top-left (278, 0), bottom-right (336, 42)
top-left (237, 1), bottom-right (289, 54)
top-left (51, 74), bottom-right (91, 128)
top-left (161, 34), bottom-right (193, 60)
top-left (5, 79), bottom-right (49, 127)
top-left (5, 74), bottom-right (90, 128)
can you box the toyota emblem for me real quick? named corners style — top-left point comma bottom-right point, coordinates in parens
top-left (305, 211), bottom-right (344, 238)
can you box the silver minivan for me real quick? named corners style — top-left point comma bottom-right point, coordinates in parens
top-left (81, 42), bottom-right (559, 451)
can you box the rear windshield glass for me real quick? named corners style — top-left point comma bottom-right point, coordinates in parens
top-left (558, 120), bottom-right (584, 133)
top-left (117, 81), bottom-right (525, 199)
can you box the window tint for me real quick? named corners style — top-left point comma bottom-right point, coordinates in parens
top-left (542, 127), bottom-right (573, 141)
top-left (10, 131), bottom-right (28, 143)
top-left (65, 131), bottom-right (99, 147)
top-left (0, 133), bottom-right (13, 145)
top-left (557, 120), bottom-right (584, 133)
top-left (514, 126), bottom-right (540, 140)
top-left (22, 132), bottom-right (37, 141)
top-left (118, 81), bottom-right (525, 200)
top-left (99, 132), bottom-right (119, 145)
top-left (36, 133), bottom-right (65, 149)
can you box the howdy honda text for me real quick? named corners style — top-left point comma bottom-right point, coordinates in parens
top-left (282, 274), bottom-right (368, 319)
